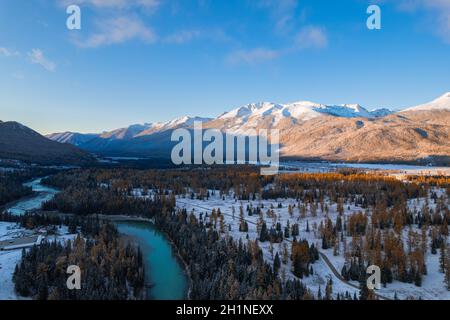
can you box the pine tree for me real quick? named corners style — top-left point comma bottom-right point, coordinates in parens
top-left (259, 222), bottom-right (269, 242)
top-left (445, 247), bottom-right (450, 290)
top-left (273, 252), bottom-right (281, 275)
top-left (440, 242), bottom-right (447, 273)
top-left (325, 278), bottom-right (333, 300)
top-left (359, 279), bottom-right (369, 300)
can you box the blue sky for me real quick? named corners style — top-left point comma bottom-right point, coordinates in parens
top-left (0, 0), bottom-right (449, 134)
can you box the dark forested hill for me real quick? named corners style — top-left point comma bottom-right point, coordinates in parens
top-left (0, 120), bottom-right (94, 165)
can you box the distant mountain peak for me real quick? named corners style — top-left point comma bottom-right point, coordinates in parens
top-left (162, 115), bottom-right (211, 126)
top-left (287, 100), bottom-right (322, 107)
top-left (219, 102), bottom-right (279, 120)
top-left (431, 92), bottom-right (450, 103)
top-left (46, 131), bottom-right (100, 146)
top-left (340, 103), bottom-right (364, 112)
top-left (440, 92), bottom-right (450, 99)
top-left (403, 92), bottom-right (450, 112)
top-left (369, 108), bottom-right (392, 118)
top-left (217, 99), bottom-right (386, 125)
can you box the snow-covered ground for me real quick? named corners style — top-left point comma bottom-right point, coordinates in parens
top-left (0, 222), bottom-right (30, 300)
top-left (0, 222), bottom-right (77, 300)
top-left (175, 193), bottom-right (361, 299)
top-left (376, 251), bottom-right (450, 300)
top-left (0, 222), bottom-right (34, 241)
top-left (169, 188), bottom-right (450, 300)
top-left (280, 161), bottom-right (450, 176)
top-left (0, 248), bottom-right (23, 300)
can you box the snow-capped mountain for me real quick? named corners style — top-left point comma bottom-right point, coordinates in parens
top-left (206, 100), bottom-right (393, 134)
top-left (368, 108), bottom-right (393, 118)
top-left (218, 100), bottom-right (390, 123)
top-left (403, 92), bottom-right (450, 112)
top-left (45, 116), bottom-right (213, 157)
top-left (46, 132), bottom-right (99, 146)
top-left (100, 123), bottom-right (152, 140)
top-left (99, 116), bottom-right (212, 140)
top-left (48, 116), bottom-right (212, 146)
top-left (135, 116), bottom-right (212, 136)
top-left (46, 92), bottom-right (449, 165)
top-left (48, 100), bottom-right (393, 146)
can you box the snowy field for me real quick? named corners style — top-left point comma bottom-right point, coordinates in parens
top-left (281, 161), bottom-right (450, 176)
top-left (0, 222), bottom-right (77, 300)
top-left (0, 222), bottom-right (31, 300)
top-left (0, 250), bottom-right (23, 300)
top-left (170, 188), bottom-right (450, 300)
top-left (174, 193), bottom-right (362, 299)
top-left (0, 222), bottom-right (34, 241)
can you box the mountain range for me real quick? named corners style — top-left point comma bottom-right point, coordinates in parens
top-left (2, 92), bottom-right (447, 166)
top-left (44, 92), bottom-right (450, 165)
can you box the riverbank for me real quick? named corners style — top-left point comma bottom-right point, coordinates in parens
top-left (96, 214), bottom-right (154, 223)
top-left (0, 193), bottom-right (36, 213)
top-left (115, 221), bottom-right (190, 300)
top-left (158, 227), bottom-right (193, 300)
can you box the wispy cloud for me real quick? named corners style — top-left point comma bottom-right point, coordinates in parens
top-left (294, 26), bottom-right (328, 49)
top-left (395, 0), bottom-right (450, 12)
top-left (382, 0), bottom-right (450, 43)
top-left (226, 48), bottom-right (280, 65)
top-left (74, 16), bottom-right (156, 48)
top-left (255, 0), bottom-right (299, 33)
top-left (230, 1), bottom-right (326, 65)
top-left (59, 0), bottom-right (160, 49)
top-left (163, 28), bottom-right (231, 45)
top-left (59, 0), bottom-right (228, 49)
top-left (28, 49), bottom-right (56, 72)
top-left (56, 0), bottom-right (162, 48)
top-left (58, 0), bottom-right (160, 10)
top-left (0, 47), bottom-right (20, 57)
top-left (164, 30), bottom-right (202, 44)
top-left (226, 25), bottom-right (327, 66)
